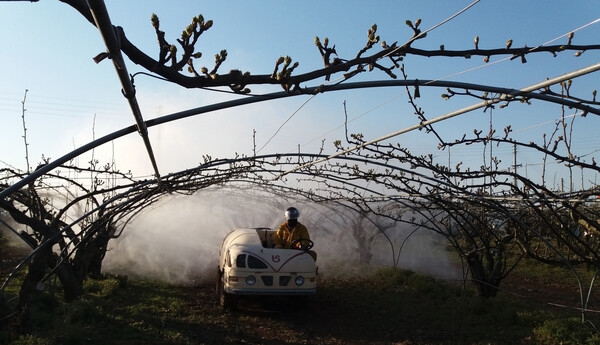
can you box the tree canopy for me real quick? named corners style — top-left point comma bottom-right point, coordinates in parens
top-left (2, 0), bottom-right (600, 326)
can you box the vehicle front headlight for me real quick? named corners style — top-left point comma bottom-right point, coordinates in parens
top-left (246, 275), bottom-right (256, 286)
top-left (295, 276), bottom-right (305, 286)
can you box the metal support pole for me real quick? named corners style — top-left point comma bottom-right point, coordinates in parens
top-left (86, 0), bottom-right (162, 184)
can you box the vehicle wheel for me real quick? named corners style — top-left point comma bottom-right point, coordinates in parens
top-left (217, 271), bottom-right (237, 310)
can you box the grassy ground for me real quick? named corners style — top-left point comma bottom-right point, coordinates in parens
top-left (2, 264), bottom-right (599, 345)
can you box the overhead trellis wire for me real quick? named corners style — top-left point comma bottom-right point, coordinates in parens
top-left (274, 61), bottom-right (600, 180)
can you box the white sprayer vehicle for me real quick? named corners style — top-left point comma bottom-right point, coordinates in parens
top-left (217, 227), bottom-right (318, 309)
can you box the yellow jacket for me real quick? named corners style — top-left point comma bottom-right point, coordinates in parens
top-left (274, 222), bottom-right (310, 249)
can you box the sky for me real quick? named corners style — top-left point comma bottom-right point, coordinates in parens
top-left (0, 1), bottom-right (599, 185)
top-left (1, 0), bottom-right (599, 281)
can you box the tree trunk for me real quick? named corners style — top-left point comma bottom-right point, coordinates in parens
top-left (18, 246), bottom-right (51, 309)
top-left (73, 225), bottom-right (112, 280)
top-left (53, 261), bottom-right (84, 302)
top-left (466, 251), bottom-right (501, 298)
top-left (17, 245), bottom-right (52, 333)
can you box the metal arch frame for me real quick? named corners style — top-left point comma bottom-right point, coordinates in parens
top-left (2, 67), bottom-right (600, 200)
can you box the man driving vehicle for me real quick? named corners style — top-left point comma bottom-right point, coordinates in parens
top-left (274, 207), bottom-right (311, 249)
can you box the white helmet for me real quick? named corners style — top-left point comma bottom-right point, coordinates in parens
top-left (284, 207), bottom-right (300, 220)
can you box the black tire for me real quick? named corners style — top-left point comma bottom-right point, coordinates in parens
top-left (217, 270), bottom-right (237, 310)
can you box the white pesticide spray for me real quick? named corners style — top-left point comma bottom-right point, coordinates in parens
top-left (102, 193), bottom-right (282, 284)
top-left (102, 191), bottom-right (462, 284)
